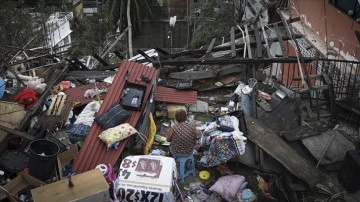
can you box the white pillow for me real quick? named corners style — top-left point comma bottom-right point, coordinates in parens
top-left (98, 123), bottom-right (138, 149)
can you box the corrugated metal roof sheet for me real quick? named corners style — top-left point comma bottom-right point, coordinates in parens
top-left (72, 60), bottom-right (157, 173)
top-left (154, 86), bottom-right (198, 104)
top-left (64, 82), bottom-right (110, 106)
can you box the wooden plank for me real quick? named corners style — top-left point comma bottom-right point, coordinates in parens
top-left (305, 102), bottom-right (316, 119)
top-left (283, 121), bottom-right (329, 141)
top-left (274, 26), bottom-right (288, 57)
top-left (206, 38), bottom-right (216, 54)
top-left (31, 169), bottom-right (109, 202)
top-left (230, 27), bottom-right (236, 58)
top-left (56, 95), bottom-right (67, 116)
top-left (154, 56), bottom-right (315, 67)
top-left (292, 74), bottom-right (322, 80)
top-left (244, 24), bottom-right (252, 59)
top-left (53, 95), bottom-right (63, 115)
top-left (245, 115), bottom-right (322, 187)
top-left (0, 124), bottom-right (34, 140)
top-left (92, 54), bottom-right (109, 66)
top-left (322, 73), bottom-right (335, 114)
top-left (254, 23), bottom-right (263, 58)
top-left (259, 17), bottom-right (271, 58)
top-left (65, 71), bottom-right (116, 79)
top-left (155, 47), bottom-right (169, 55)
top-left (113, 50), bottom-right (125, 59)
top-left (47, 96), bottom-right (57, 115)
top-left (136, 49), bottom-right (154, 64)
top-left (169, 70), bottom-right (217, 80)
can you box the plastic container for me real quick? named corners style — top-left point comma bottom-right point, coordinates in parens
top-left (28, 139), bottom-right (60, 180)
top-left (0, 150), bottom-right (29, 173)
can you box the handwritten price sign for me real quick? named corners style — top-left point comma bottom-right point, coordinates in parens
top-left (117, 188), bottom-right (164, 202)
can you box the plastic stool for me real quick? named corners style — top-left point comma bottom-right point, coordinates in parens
top-left (176, 154), bottom-right (197, 182)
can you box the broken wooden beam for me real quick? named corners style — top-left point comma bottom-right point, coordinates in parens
top-left (0, 124), bottom-right (34, 141)
top-left (292, 74), bottom-right (323, 80)
top-left (274, 25), bottom-right (288, 57)
top-left (66, 58), bottom-right (88, 69)
top-left (65, 71), bottom-right (116, 79)
top-left (154, 57), bottom-right (316, 67)
top-left (113, 50), bottom-right (125, 59)
top-left (234, 17), bottom-right (301, 39)
top-left (322, 73), bottom-right (335, 115)
top-left (136, 49), bottom-right (154, 64)
top-left (92, 54), bottom-right (109, 66)
top-left (254, 23), bottom-right (263, 58)
top-left (230, 27), bottom-right (236, 58)
top-left (244, 24), bottom-right (253, 59)
top-left (155, 47), bottom-right (169, 55)
top-left (206, 38), bottom-right (217, 54)
top-left (160, 34), bottom-right (303, 59)
top-left (245, 115), bottom-right (322, 187)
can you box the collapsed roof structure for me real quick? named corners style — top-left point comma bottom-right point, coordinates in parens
top-left (0, 0), bottom-right (360, 201)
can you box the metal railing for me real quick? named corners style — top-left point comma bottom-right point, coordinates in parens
top-left (275, 58), bottom-right (360, 101)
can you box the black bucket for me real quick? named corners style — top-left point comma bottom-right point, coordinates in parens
top-left (28, 139), bottom-right (60, 181)
top-left (0, 150), bottom-right (29, 173)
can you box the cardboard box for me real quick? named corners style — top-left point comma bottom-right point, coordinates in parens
top-left (167, 104), bottom-right (186, 119)
top-left (31, 169), bottom-right (109, 202)
top-left (3, 173), bottom-right (46, 202)
top-left (56, 146), bottom-right (78, 180)
top-left (115, 155), bottom-right (178, 202)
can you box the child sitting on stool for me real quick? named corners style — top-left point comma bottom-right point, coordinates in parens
top-left (166, 109), bottom-right (197, 158)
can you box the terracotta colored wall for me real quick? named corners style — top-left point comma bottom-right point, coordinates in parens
top-left (291, 0), bottom-right (360, 60)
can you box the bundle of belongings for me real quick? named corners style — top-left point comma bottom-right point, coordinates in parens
top-left (198, 114), bottom-right (247, 167)
top-left (91, 103), bottom-right (139, 150)
top-left (66, 101), bottom-right (101, 143)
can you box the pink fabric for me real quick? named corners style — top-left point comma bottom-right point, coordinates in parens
top-left (209, 175), bottom-right (248, 201)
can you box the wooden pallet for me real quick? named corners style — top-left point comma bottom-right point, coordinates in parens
top-left (46, 94), bottom-right (74, 124)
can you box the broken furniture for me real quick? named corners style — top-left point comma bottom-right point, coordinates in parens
top-left (31, 169), bottom-right (109, 202)
top-left (46, 94), bottom-right (74, 124)
top-left (176, 154), bottom-right (197, 182)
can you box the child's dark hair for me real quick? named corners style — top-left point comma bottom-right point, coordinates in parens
top-left (175, 109), bottom-right (187, 122)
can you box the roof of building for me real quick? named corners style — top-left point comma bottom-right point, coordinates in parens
top-left (154, 86), bottom-right (197, 104)
top-left (72, 60), bottom-right (157, 173)
top-left (64, 82), bottom-right (110, 107)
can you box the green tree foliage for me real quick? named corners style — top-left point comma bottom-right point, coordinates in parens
top-left (103, 0), bottom-right (158, 34)
top-left (189, 1), bottom-right (235, 49)
top-left (0, 0), bottom-right (68, 59)
top-left (67, 15), bottom-right (109, 57)
top-left (0, 1), bottom-right (40, 58)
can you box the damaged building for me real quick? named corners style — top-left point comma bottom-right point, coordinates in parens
top-left (0, 0), bottom-right (360, 201)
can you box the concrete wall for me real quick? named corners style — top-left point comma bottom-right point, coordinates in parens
top-left (291, 0), bottom-right (360, 61)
